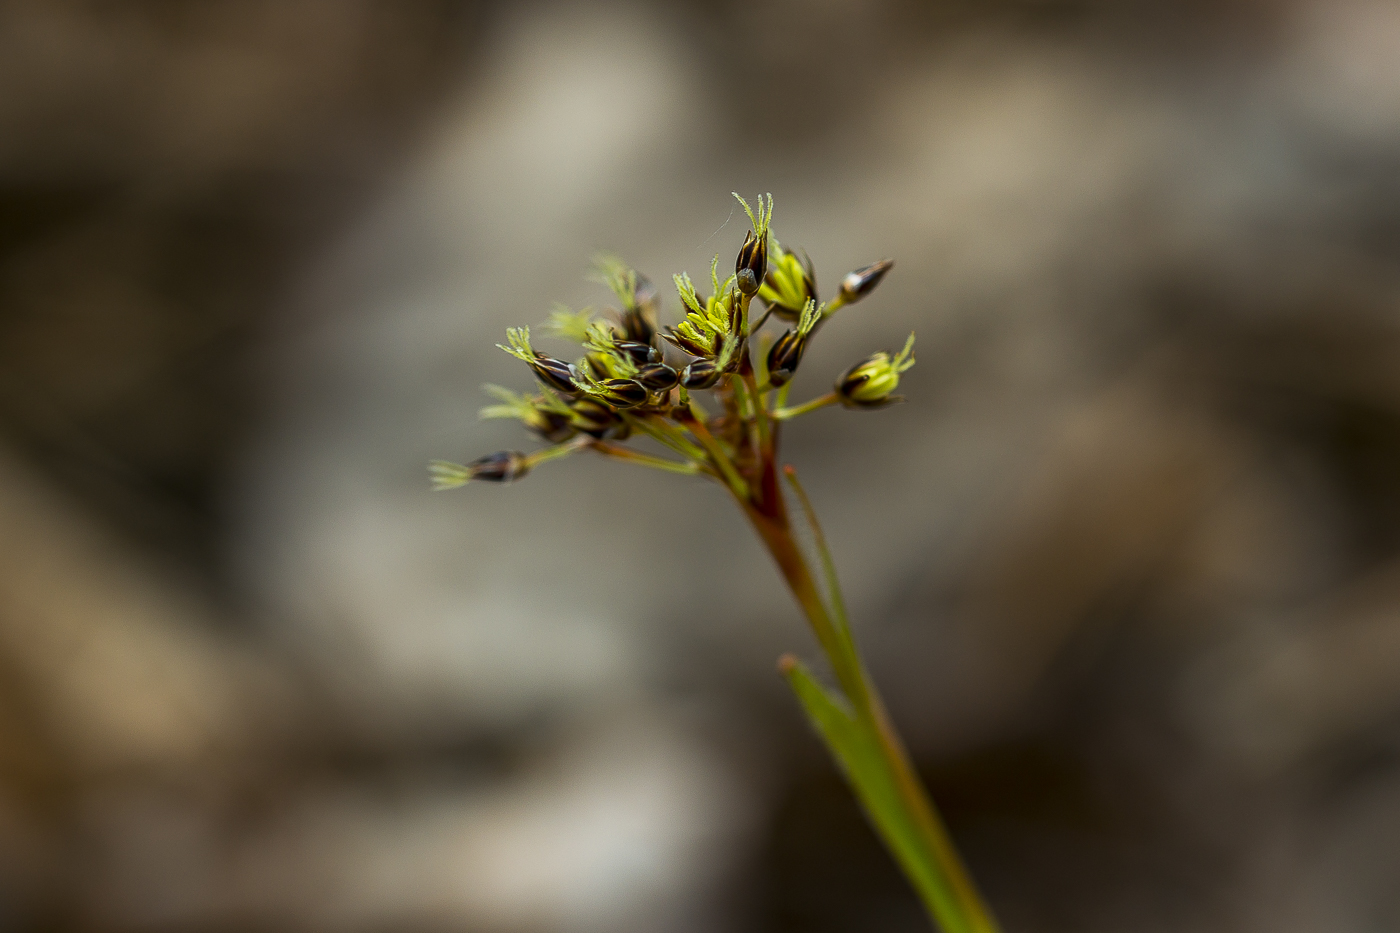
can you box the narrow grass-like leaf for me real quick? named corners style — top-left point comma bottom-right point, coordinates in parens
top-left (780, 655), bottom-right (973, 933)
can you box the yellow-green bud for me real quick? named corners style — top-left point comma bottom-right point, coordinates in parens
top-left (758, 244), bottom-right (817, 322)
top-left (835, 332), bottom-right (915, 408)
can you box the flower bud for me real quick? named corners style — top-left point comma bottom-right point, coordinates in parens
top-left (680, 359), bottom-right (722, 389)
top-left (838, 259), bottom-right (894, 305)
top-left (500, 327), bottom-right (582, 395)
top-left (835, 332), bottom-right (915, 408)
top-left (732, 192), bottom-right (773, 297)
top-left (760, 246), bottom-right (817, 322)
top-left (735, 230), bottom-right (767, 297)
top-left (569, 397), bottom-right (619, 437)
top-left (635, 361), bottom-right (679, 391)
top-left (593, 378), bottom-right (649, 409)
top-left (621, 273), bottom-right (659, 345)
top-left (528, 353), bottom-right (581, 395)
top-left (661, 324), bottom-right (723, 360)
top-left (766, 299), bottom-right (821, 387)
top-left (431, 450), bottom-right (530, 487)
top-left (615, 340), bottom-right (660, 366)
top-left (471, 450), bottom-right (530, 482)
top-left (765, 329), bottom-right (808, 388)
top-left (524, 407), bottom-right (575, 443)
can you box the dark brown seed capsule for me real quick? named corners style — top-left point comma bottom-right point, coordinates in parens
top-left (635, 361), bottom-right (679, 390)
top-left (595, 378), bottom-right (649, 408)
top-left (614, 340), bottom-right (660, 366)
top-left (681, 359), bottom-right (722, 389)
top-left (766, 329), bottom-right (808, 387)
top-left (525, 407), bottom-right (576, 443)
top-left (618, 272), bottom-right (659, 344)
top-left (468, 451), bottom-right (530, 483)
top-left (528, 353), bottom-right (580, 395)
top-left (618, 310), bottom-right (652, 345)
top-left (569, 397), bottom-right (618, 437)
top-left (735, 230), bottom-right (767, 296)
top-left (838, 259), bottom-right (894, 304)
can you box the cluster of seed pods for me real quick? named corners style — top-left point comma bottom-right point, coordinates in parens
top-left (435, 195), bottom-right (909, 488)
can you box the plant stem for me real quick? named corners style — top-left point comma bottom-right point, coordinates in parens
top-left (588, 441), bottom-right (706, 476)
top-left (773, 391), bottom-right (839, 421)
top-left (737, 467), bottom-right (1001, 933)
top-left (683, 401), bottom-right (750, 499)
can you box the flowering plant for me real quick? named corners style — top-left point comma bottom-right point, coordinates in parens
top-left (433, 195), bottom-right (999, 933)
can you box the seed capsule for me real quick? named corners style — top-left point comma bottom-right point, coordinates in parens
top-left (593, 378), bottom-right (649, 409)
top-left (766, 329), bottom-right (808, 387)
top-left (838, 259), bottom-right (894, 305)
top-left (524, 407), bottom-right (576, 443)
top-left (569, 397), bottom-right (619, 437)
top-left (661, 325), bottom-right (723, 360)
top-left (527, 353), bottom-right (580, 395)
top-left (615, 340), bottom-right (660, 366)
top-left (635, 361), bottom-right (679, 391)
top-left (680, 359), bottom-right (722, 389)
top-left (735, 229), bottom-right (767, 296)
top-left (623, 273), bottom-right (660, 345)
top-left (835, 333), bottom-right (915, 408)
top-left (467, 450), bottom-right (530, 483)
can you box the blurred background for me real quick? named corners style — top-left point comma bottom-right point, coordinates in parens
top-left (5, 0), bottom-right (1400, 930)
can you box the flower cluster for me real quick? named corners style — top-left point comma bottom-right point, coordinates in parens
top-left (431, 194), bottom-right (911, 493)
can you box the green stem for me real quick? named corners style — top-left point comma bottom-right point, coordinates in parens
top-left (740, 468), bottom-right (1001, 933)
top-left (782, 466), bottom-right (856, 656)
top-left (588, 441), bottom-right (706, 476)
top-left (746, 373), bottom-right (773, 459)
top-left (628, 413), bottom-right (709, 462)
top-left (683, 401), bottom-right (750, 499)
top-left (773, 391), bottom-right (839, 421)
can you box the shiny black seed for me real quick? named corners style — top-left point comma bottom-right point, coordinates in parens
top-left (681, 360), bottom-right (722, 389)
top-left (615, 340), bottom-right (660, 366)
top-left (766, 329), bottom-right (808, 387)
top-left (735, 230), bottom-right (767, 297)
top-left (528, 354), bottom-right (580, 394)
top-left (597, 378), bottom-right (649, 408)
top-left (635, 362), bottom-right (679, 390)
top-left (839, 259), bottom-right (894, 303)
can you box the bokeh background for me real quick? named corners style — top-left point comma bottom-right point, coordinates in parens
top-left (5, 0), bottom-right (1400, 930)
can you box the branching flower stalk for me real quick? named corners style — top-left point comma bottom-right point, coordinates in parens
top-left (432, 194), bottom-right (1001, 933)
